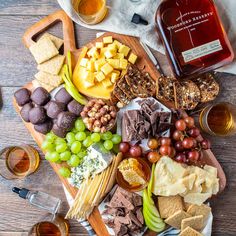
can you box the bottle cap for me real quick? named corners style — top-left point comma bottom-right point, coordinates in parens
top-left (12, 187), bottom-right (29, 199)
top-left (131, 13), bottom-right (148, 25)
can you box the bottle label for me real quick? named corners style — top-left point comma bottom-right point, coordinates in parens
top-left (182, 39), bottom-right (223, 63)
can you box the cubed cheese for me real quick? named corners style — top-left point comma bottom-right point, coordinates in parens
top-left (100, 47), bottom-right (108, 57)
top-left (84, 81), bottom-right (95, 88)
top-left (94, 58), bottom-right (106, 71)
top-left (87, 47), bottom-right (99, 59)
top-left (119, 45), bottom-right (130, 56)
top-left (83, 71), bottom-right (95, 84)
top-left (128, 53), bottom-right (138, 64)
top-left (80, 58), bottom-right (89, 67)
top-left (107, 59), bottom-right (120, 69)
top-left (112, 70), bottom-right (120, 76)
top-left (95, 42), bottom-right (104, 49)
top-left (104, 49), bottom-right (117, 59)
top-left (108, 43), bottom-right (117, 51)
top-left (114, 53), bottom-right (125, 59)
top-left (102, 78), bottom-right (113, 88)
top-left (111, 73), bottom-right (119, 83)
top-left (113, 40), bottom-right (122, 49)
top-left (86, 60), bottom-right (95, 72)
top-left (101, 63), bottom-right (113, 75)
top-left (95, 71), bottom-right (106, 82)
top-left (119, 59), bottom-right (128, 69)
top-left (121, 69), bottom-right (127, 77)
top-left (103, 36), bottom-right (113, 44)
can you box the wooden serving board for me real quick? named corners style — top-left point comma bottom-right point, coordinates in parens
top-left (13, 10), bottom-right (226, 236)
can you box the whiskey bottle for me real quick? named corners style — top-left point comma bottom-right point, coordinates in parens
top-left (156, 0), bottom-right (234, 78)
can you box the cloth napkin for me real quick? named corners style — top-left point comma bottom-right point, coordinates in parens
top-left (57, 0), bottom-right (236, 75)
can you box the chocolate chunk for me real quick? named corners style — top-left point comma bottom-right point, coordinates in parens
top-left (57, 111), bottom-right (76, 130)
top-left (52, 123), bottom-right (68, 138)
top-left (14, 88), bottom-right (31, 106)
top-left (46, 101), bottom-right (66, 119)
top-left (29, 106), bottom-right (47, 124)
top-left (67, 99), bottom-right (84, 116)
top-left (20, 102), bottom-right (34, 122)
top-left (55, 88), bottom-right (72, 104)
top-left (34, 120), bottom-right (53, 134)
top-left (31, 87), bottom-right (50, 106)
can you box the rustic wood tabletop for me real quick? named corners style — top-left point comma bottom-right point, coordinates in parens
top-left (0, 1), bottom-right (236, 236)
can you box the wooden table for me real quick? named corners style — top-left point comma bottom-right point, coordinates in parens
top-left (0, 1), bottom-right (236, 235)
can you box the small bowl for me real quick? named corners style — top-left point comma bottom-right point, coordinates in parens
top-left (116, 157), bottom-right (151, 192)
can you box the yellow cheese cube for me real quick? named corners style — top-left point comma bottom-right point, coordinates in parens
top-left (107, 59), bottom-right (120, 69)
top-left (95, 42), bottom-right (104, 49)
top-left (87, 47), bottom-right (99, 59)
top-left (119, 59), bottom-right (128, 70)
top-left (86, 60), bottom-right (95, 72)
top-left (95, 71), bottom-right (106, 82)
top-left (103, 36), bottom-right (113, 44)
top-left (111, 73), bottom-right (119, 83)
top-left (100, 47), bottom-right (108, 56)
top-left (104, 49), bottom-right (117, 59)
top-left (84, 81), bottom-right (95, 88)
top-left (121, 69), bottom-right (127, 77)
top-left (80, 58), bottom-right (89, 67)
top-left (83, 71), bottom-right (94, 84)
top-left (119, 45), bottom-right (130, 56)
top-left (94, 58), bottom-right (106, 71)
top-left (102, 78), bottom-right (113, 88)
top-left (112, 70), bottom-right (120, 76)
top-left (101, 63), bottom-right (113, 75)
top-left (114, 53), bottom-right (125, 59)
top-left (113, 40), bottom-right (122, 49)
top-left (108, 43), bottom-right (118, 51)
top-left (128, 53), bottom-right (138, 64)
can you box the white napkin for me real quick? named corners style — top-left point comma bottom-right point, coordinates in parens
top-left (57, 0), bottom-right (236, 75)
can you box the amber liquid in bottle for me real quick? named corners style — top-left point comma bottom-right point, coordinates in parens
top-left (156, 0), bottom-right (234, 78)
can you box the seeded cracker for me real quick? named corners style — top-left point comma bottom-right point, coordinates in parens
top-left (38, 33), bottom-right (64, 50)
top-left (187, 204), bottom-right (211, 222)
top-left (164, 210), bottom-right (191, 229)
top-left (37, 55), bottom-right (65, 75)
top-left (181, 215), bottom-right (204, 231)
top-left (179, 226), bottom-right (203, 236)
top-left (35, 71), bottom-right (63, 88)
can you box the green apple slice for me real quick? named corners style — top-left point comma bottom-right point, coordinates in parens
top-left (143, 189), bottom-right (160, 217)
top-left (148, 163), bottom-right (155, 197)
top-left (143, 204), bottom-right (163, 223)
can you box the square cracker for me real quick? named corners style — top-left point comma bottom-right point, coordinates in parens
top-left (181, 215), bottom-right (204, 231)
top-left (29, 37), bottom-right (59, 64)
top-left (35, 71), bottom-right (63, 87)
top-left (39, 33), bottom-right (63, 50)
top-left (32, 79), bottom-right (55, 92)
top-left (158, 195), bottom-right (184, 218)
top-left (164, 210), bottom-right (190, 229)
top-left (187, 204), bottom-right (211, 222)
top-left (37, 55), bottom-right (65, 75)
top-left (179, 226), bottom-right (203, 236)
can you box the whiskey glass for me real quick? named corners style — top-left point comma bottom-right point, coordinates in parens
top-left (0, 145), bottom-right (40, 180)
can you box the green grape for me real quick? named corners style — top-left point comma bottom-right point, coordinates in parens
top-left (42, 140), bottom-right (55, 151)
top-left (111, 134), bottom-right (122, 144)
top-left (71, 128), bottom-right (77, 133)
top-left (60, 151), bottom-right (72, 161)
top-left (55, 159), bottom-right (62, 164)
top-left (83, 136), bottom-right (93, 148)
top-left (71, 141), bottom-right (82, 154)
top-left (75, 119), bottom-right (86, 132)
top-left (55, 137), bottom-right (66, 145)
top-left (45, 151), bottom-right (53, 161)
top-left (112, 144), bottom-right (119, 154)
top-left (104, 140), bottom-right (113, 150)
top-left (45, 132), bottom-right (56, 142)
top-left (98, 143), bottom-right (109, 154)
top-left (56, 143), bottom-right (68, 153)
top-left (91, 133), bottom-right (101, 143)
top-left (101, 131), bottom-right (113, 140)
top-left (68, 155), bottom-right (81, 167)
top-left (66, 132), bottom-right (76, 144)
top-left (75, 132), bottom-right (87, 141)
top-left (47, 151), bottom-right (60, 162)
top-left (59, 167), bottom-right (71, 178)
top-left (85, 130), bottom-right (91, 136)
top-left (78, 151), bottom-right (87, 159)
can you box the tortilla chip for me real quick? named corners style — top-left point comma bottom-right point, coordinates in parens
top-left (187, 204), bottom-right (211, 222)
top-left (29, 37), bottom-right (59, 64)
top-left (39, 33), bottom-right (63, 50)
top-left (179, 226), bottom-right (203, 236)
top-left (164, 210), bottom-right (191, 229)
top-left (181, 215), bottom-right (204, 231)
top-left (158, 195), bottom-right (184, 218)
top-left (35, 71), bottom-right (63, 87)
top-left (37, 55), bottom-right (65, 75)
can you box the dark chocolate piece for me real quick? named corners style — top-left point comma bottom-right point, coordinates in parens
top-left (52, 123), bottom-right (68, 138)
top-left (46, 101), bottom-right (66, 119)
top-left (67, 99), bottom-right (84, 116)
top-left (57, 111), bottom-right (76, 130)
top-left (55, 88), bottom-right (72, 104)
top-left (29, 106), bottom-right (47, 124)
top-left (31, 87), bottom-right (50, 106)
top-left (14, 88), bottom-right (31, 106)
top-left (20, 102), bottom-right (34, 122)
top-left (34, 120), bottom-right (53, 134)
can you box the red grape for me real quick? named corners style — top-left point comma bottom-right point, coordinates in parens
top-left (174, 141), bottom-right (184, 151)
top-left (182, 137), bottom-right (194, 149)
top-left (159, 145), bottom-right (172, 156)
top-left (160, 137), bottom-right (172, 146)
top-left (175, 119), bottom-right (186, 131)
top-left (175, 153), bottom-right (187, 163)
top-left (147, 151), bottom-right (161, 163)
top-left (192, 138), bottom-right (198, 148)
top-left (201, 139), bottom-right (211, 150)
top-left (129, 145), bottom-right (142, 157)
top-left (172, 130), bottom-right (184, 141)
top-left (119, 142), bottom-right (130, 153)
top-left (187, 150), bottom-right (200, 162)
top-left (169, 147), bottom-right (176, 158)
top-left (188, 127), bottom-right (200, 138)
top-left (184, 116), bottom-right (195, 128)
top-left (147, 138), bottom-right (159, 150)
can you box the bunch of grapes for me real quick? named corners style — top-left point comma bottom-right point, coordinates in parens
top-left (42, 118), bottom-right (122, 178)
top-left (119, 142), bottom-right (143, 158)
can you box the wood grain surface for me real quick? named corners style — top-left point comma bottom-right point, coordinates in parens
top-left (0, 1), bottom-right (236, 236)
